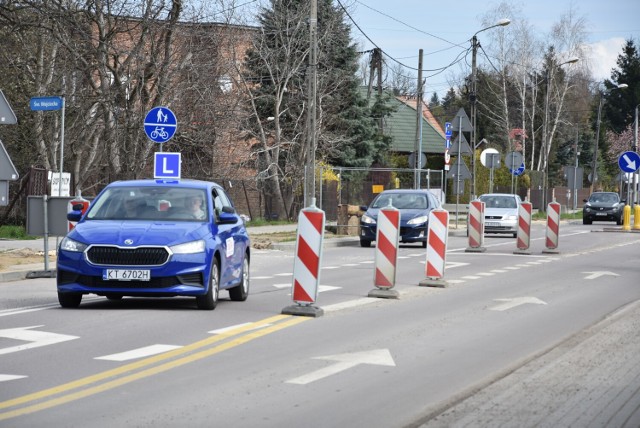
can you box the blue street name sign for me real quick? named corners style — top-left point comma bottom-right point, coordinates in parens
top-left (144, 106), bottom-right (177, 143)
top-left (618, 151), bottom-right (640, 173)
top-left (30, 96), bottom-right (63, 111)
top-left (154, 152), bottom-right (181, 179)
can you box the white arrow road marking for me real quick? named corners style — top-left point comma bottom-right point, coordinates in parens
top-left (490, 297), bottom-right (547, 311)
top-left (0, 374), bottom-right (27, 382)
top-left (95, 344), bottom-right (182, 361)
top-left (583, 271), bottom-right (620, 280)
top-left (286, 349), bottom-right (396, 385)
top-left (0, 326), bottom-right (79, 356)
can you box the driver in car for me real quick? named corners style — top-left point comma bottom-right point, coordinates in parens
top-left (186, 195), bottom-right (206, 219)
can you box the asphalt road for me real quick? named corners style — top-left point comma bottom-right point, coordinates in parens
top-left (1, 222), bottom-right (639, 427)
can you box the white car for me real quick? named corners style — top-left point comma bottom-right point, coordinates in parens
top-left (478, 193), bottom-right (522, 238)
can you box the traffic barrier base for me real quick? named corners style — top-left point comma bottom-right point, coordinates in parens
top-left (281, 304), bottom-right (324, 318)
top-left (418, 277), bottom-right (448, 288)
top-left (368, 288), bottom-right (400, 299)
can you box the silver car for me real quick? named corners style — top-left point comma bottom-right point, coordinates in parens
top-left (478, 193), bottom-right (522, 238)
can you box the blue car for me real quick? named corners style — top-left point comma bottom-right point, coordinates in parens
top-left (57, 179), bottom-right (250, 310)
top-left (359, 189), bottom-right (442, 248)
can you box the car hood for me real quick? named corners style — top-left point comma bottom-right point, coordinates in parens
top-left (366, 208), bottom-right (430, 222)
top-left (484, 207), bottom-right (518, 216)
top-left (67, 220), bottom-right (208, 247)
top-left (585, 202), bottom-right (622, 208)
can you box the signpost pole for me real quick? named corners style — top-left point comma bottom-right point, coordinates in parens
top-left (58, 96), bottom-right (65, 196)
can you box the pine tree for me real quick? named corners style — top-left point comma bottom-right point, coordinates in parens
top-left (604, 39), bottom-right (640, 132)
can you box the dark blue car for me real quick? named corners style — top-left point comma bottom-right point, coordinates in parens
top-left (359, 189), bottom-right (441, 248)
top-left (57, 179), bottom-right (250, 310)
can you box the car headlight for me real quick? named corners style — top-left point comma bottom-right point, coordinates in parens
top-left (613, 205), bottom-right (621, 212)
top-left (505, 215), bottom-right (518, 220)
top-left (407, 215), bottom-right (428, 225)
top-left (361, 214), bottom-right (376, 224)
top-left (170, 239), bottom-right (206, 254)
top-left (584, 206), bottom-right (592, 212)
top-left (60, 237), bottom-right (88, 252)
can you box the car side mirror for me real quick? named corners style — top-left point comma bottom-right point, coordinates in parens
top-left (67, 211), bottom-right (82, 222)
top-left (217, 209), bottom-right (239, 225)
top-left (359, 205), bottom-right (368, 211)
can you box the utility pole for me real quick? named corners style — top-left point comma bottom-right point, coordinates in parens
top-left (414, 49), bottom-right (423, 189)
top-left (634, 104), bottom-right (639, 206)
top-left (304, 0), bottom-right (318, 208)
top-left (470, 36), bottom-right (478, 200)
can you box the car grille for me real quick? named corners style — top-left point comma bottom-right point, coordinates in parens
top-left (485, 215), bottom-right (503, 220)
top-left (87, 246), bottom-right (170, 266)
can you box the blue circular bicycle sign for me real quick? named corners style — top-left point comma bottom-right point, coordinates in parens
top-left (144, 106), bottom-right (177, 143)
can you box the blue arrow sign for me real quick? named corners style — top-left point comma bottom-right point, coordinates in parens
top-left (30, 96), bottom-right (63, 111)
top-left (144, 107), bottom-right (177, 143)
top-left (510, 162), bottom-right (525, 176)
top-left (154, 152), bottom-right (181, 179)
top-left (618, 151), bottom-right (640, 173)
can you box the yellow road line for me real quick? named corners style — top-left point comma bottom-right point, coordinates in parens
top-left (0, 314), bottom-right (307, 420)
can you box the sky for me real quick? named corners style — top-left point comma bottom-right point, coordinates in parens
top-left (340, 0), bottom-right (640, 98)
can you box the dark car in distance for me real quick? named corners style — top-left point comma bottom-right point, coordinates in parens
top-left (359, 189), bottom-right (441, 248)
top-left (582, 192), bottom-right (625, 225)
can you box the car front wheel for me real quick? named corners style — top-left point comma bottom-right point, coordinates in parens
top-left (197, 259), bottom-right (219, 310)
top-left (229, 255), bottom-right (249, 302)
top-left (58, 291), bottom-right (82, 308)
top-left (583, 217), bottom-right (592, 225)
top-left (360, 239), bottom-right (372, 248)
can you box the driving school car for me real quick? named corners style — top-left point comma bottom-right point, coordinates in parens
top-left (56, 179), bottom-right (250, 310)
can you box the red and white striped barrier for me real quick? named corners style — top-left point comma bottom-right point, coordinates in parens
top-left (374, 207), bottom-right (400, 288)
top-left (282, 206), bottom-right (325, 318)
top-left (466, 200), bottom-right (486, 253)
top-left (514, 201), bottom-right (532, 254)
top-left (369, 207), bottom-right (401, 299)
top-left (544, 202), bottom-right (560, 253)
top-left (419, 209), bottom-right (449, 287)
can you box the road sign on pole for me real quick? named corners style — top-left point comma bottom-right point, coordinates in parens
top-left (30, 96), bottom-right (63, 111)
top-left (144, 107), bottom-right (177, 144)
top-left (618, 151), bottom-right (640, 173)
top-left (0, 91), bottom-right (17, 124)
top-left (154, 152), bottom-right (181, 179)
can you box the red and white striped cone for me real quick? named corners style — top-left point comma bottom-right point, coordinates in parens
top-left (419, 209), bottom-right (449, 287)
top-left (466, 200), bottom-right (486, 253)
top-left (282, 205), bottom-right (325, 317)
top-left (543, 202), bottom-right (560, 254)
top-left (369, 206), bottom-right (400, 299)
top-left (514, 201), bottom-right (532, 255)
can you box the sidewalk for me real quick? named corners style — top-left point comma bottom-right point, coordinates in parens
top-left (421, 299), bottom-right (640, 427)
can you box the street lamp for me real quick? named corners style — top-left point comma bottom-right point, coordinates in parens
top-left (590, 82), bottom-right (628, 192)
top-left (541, 56), bottom-right (579, 209)
top-left (470, 18), bottom-right (510, 200)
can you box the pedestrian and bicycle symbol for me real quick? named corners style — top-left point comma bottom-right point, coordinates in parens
top-left (144, 106), bottom-right (177, 143)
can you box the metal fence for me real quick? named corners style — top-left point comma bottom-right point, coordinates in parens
top-left (317, 167), bottom-right (444, 222)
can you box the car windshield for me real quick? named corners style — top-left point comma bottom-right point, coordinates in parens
top-left (480, 195), bottom-right (517, 209)
top-left (372, 193), bottom-right (429, 209)
top-left (589, 193), bottom-right (619, 204)
top-left (85, 186), bottom-right (208, 221)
